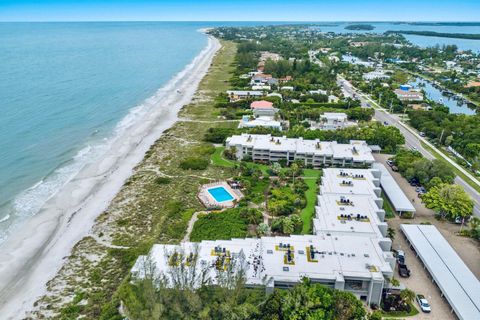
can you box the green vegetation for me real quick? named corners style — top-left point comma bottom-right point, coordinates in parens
top-left (345, 24), bottom-right (375, 31)
top-left (190, 208), bottom-right (262, 242)
top-left (32, 41), bottom-right (240, 318)
top-left (154, 176), bottom-right (171, 185)
top-left (210, 146), bottom-right (235, 168)
top-left (393, 149), bottom-right (455, 187)
top-left (121, 275), bottom-right (366, 320)
top-left (387, 30), bottom-right (480, 40)
top-left (382, 193), bottom-right (396, 219)
top-left (179, 157), bottom-right (209, 170)
top-left (300, 169), bottom-right (321, 233)
top-left (289, 122), bottom-right (405, 153)
top-left (422, 183), bottom-right (474, 220)
top-left (381, 302), bottom-right (419, 318)
top-left (409, 108), bottom-right (480, 171)
top-left (204, 127), bottom-right (237, 143)
top-left (420, 141), bottom-right (480, 193)
top-left (461, 216), bottom-right (480, 241)
top-left (259, 278), bottom-right (366, 320)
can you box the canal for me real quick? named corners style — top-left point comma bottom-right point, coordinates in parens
top-left (409, 77), bottom-right (477, 115)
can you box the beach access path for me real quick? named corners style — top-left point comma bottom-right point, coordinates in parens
top-left (0, 34), bottom-right (221, 319)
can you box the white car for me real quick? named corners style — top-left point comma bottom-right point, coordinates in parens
top-left (416, 294), bottom-right (431, 313)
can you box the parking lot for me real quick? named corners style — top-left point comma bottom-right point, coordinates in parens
top-left (375, 154), bottom-right (480, 319)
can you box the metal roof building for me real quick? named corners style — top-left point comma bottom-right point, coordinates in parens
top-left (372, 163), bottom-right (415, 215)
top-left (401, 224), bottom-right (480, 320)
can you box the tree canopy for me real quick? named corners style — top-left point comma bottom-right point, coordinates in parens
top-left (422, 183), bottom-right (474, 220)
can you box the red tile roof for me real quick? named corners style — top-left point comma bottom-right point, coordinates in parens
top-left (250, 100), bottom-right (274, 109)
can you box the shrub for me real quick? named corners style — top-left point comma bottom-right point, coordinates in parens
top-left (190, 209), bottom-right (249, 241)
top-left (193, 144), bottom-right (216, 156)
top-left (179, 157), bottom-right (209, 170)
top-left (204, 127), bottom-right (237, 143)
top-left (154, 176), bottom-right (171, 185)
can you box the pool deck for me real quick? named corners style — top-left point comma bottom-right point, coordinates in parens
top-left (198, 181), bottom-right (243, 209)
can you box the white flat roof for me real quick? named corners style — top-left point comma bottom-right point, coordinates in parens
top-left (372, 163), bottom-right (415, 212)
top-left (320, 168), bottom-right (380, 197)
top-left (314, 194), bottom-right (385, 237)
top-left (226, 90), bottom-right (263, 96)
top-left (401, 224), bottom-right (480, 320)
top-left (226, 134), bottom-right (375, 163)
top-left (239, 117), bottom-right (281, 129)
top-left (321, 112), bottom-right (348, 121)
top-left (132, 233), bottom-right (393, 287)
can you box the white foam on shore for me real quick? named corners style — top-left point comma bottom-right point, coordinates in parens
top-left (0, 32), bottom-right (215, 246)
top-left (0, 33), bottom-right (221, 319)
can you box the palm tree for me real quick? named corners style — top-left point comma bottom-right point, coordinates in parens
top-left (387, 227), bottom-right (396, 240)
top-left (282, 217), bottom-right (294, 234)
top-left (400, 289), bottom-right (415, 306)
top-left (390, 277), bottom-right (400, 287)
top-left (469, 216), bottom-right (480, 230)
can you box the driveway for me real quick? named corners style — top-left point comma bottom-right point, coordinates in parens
top-left (374, 154), bottom-right (480, 319)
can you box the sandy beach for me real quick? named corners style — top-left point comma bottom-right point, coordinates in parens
top-left (0, 33), bottom-right (220, 319)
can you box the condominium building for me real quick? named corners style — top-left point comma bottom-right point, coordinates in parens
top-left (131, 166), bottom-right (397, 305)
top-left (313, 168), bottom-right (391, 252)
top-left (225, 134), bottom-right (375, 168)
top-left (132, 233), bottom-right (394, 305)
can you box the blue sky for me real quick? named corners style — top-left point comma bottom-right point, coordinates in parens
top-left (1, 0), bottom-right (480, 22)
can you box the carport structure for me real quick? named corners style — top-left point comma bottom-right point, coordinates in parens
top-left (372, 163), bottom-right (416, 216)
top-left (401, 224), bottom-right (480, 320)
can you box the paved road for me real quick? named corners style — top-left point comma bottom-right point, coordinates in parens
top-left (338, 77), bottom-right (480, 217)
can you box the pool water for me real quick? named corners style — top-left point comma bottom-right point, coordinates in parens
top-left (207, 186), bottom-right (234, 202)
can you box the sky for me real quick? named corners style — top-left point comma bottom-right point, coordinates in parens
top-left (1, 0), bottom-right (480, 22)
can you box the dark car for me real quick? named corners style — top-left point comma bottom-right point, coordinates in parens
top-left (398, 263), bottom-right (411, 277)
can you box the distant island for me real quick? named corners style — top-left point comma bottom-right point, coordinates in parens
top-left (345, 24), bottom-right (375, 31)
top-left (402, 22), bottom-right (480, 27)
top-left (386, 30), bottom-right (480, 40)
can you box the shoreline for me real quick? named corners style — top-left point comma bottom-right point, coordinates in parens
top-left (0, 33), bottom-right (221, 319)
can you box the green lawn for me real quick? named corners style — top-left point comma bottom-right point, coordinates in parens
top-left (300, 169), bottom-right (322, 234)
top-left (382, 193), bottom-right (396, 219)
top-left (211, 146), bottom-right (235, 168)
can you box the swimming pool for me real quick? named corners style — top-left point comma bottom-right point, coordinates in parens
top-left (207, 186), bottom-right (234, 203)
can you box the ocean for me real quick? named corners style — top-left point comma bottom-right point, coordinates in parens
top-left (0, 22), bottom-right (208, 242)
top-left (0, 21), bottom-right (479, 244)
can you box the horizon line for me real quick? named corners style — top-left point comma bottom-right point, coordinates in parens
top-left (2, 20), bottom-right (480, 23)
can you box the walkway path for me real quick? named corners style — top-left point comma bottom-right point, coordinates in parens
top-left (89, 234), bottom-right (130, 250)
top-left (178, 118), bottom-right (239, 123)
top-left (182, 211), bottom-right (202, 243)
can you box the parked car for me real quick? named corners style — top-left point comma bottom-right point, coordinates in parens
top-left (395, 250), bottom-right (405, 264)
top-left (391, 165), bottom-right (399, 172)
top-left (386, 159), bottom-right (394, 167)
top-left (454, 216), bottom-right (466, 224)
top-left (415, 186), bottom-right (426, 194)
top-left (408, 179), bottom-right (420, 187)
top-left (398, 263), bottom-right (411, 277)
top-left (416, 294), bottom-right (431, 313)
top-left (419, 132), bottom-right (426, 137)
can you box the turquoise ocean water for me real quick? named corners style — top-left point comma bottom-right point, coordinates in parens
top-left (0, 22), bottom-right (208, 241)
top-left (0, 21), bottom-right (479, 243)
